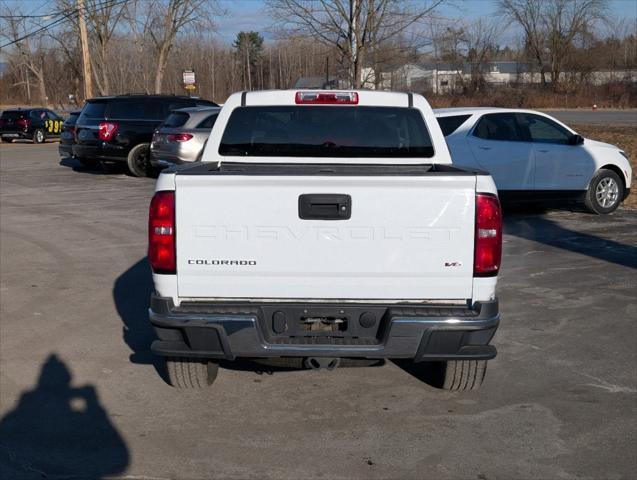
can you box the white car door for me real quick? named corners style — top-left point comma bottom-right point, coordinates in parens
top-left (466, 113), bottom-right (534, 190)
top-left (519, 113), bottom-right (594, 191)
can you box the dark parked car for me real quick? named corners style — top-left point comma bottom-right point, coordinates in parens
top-left (1, 108), bottom-right (64, 143)
top-left (58, 110), bottom-right (90, 162)
top-left (73, 94), bottom-right (218, 176)
top-left (150, 106), bottom-right (220, 168)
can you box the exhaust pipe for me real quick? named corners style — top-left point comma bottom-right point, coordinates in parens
top-left (304, 357), bottom-right (340, 370)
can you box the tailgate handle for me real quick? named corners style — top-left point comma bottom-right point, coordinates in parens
top-left (298, 194), bottom-right (351, 220)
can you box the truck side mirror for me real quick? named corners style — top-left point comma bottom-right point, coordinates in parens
top-left (569, 134), bottom-right (584, 145)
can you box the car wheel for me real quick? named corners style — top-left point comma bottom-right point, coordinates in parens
top-left (33, 129), bottom-right (45, 144)
top-left (165, 357), bottom-right (219, 389)
top-left (441, 360), bottom-right (487, 391)
top-left (1, 137), bottom-right (13, 143)
top-left (585, 169), bottom-right (624, 214)
top-left (126, 143), bottom-right (152, 177)
top-left (78, 158), bottom-right (99, 169)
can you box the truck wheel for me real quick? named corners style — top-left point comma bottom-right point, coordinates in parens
top-left (126, 143), bottom-right (152, 177)
top-left (33, 129), bottom-right (45, 144)
top-left (165, 357), bottom-right (219, 389)
top-left (585, 169), bottom-right (623, 214)
top-left (441, 360), bottom-right (487, 391)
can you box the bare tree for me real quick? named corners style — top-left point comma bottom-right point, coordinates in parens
top-left (497, 0), bottom-right (547, 85)
top-left (0, 9), bottom-right (49, 104)
top-left (544, 0), bottom-right (608, 85)
top-left (55, 0), bottom-right (127, 95)
top-left (268, 0), bottom-right (445, 88)
top-left (499, 0), bottom-right (608, 87)
top-left (143, 0), bottom-right (217, 93)
top-left (465, 19), bottom-right (502, 92)
top-left (85, 0), bottom-right (127, 95)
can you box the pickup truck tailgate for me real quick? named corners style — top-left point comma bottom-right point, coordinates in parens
top-left (175, 167), bottom-right (476, 300)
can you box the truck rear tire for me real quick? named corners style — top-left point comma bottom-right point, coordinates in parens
top-left (441, 360), bottom-right (487, 391)
top-left (165, 357), bottom-right (219, 389)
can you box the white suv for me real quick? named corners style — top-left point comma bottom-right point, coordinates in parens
top-left (435, 108), bottom-right (632, 214)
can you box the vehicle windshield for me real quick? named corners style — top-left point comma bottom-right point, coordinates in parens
top-left (219, 106), bottom-right (434, 158)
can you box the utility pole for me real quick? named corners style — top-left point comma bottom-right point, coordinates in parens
top-left (77, 0), bottom-right (93, 99)
top-left (349, 0), bottom-right (359, 88)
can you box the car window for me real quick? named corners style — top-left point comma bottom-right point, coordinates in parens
top-left (473, 113), bottom-right (524, 142)
top-left (521, 114), bottom-right (571, 144)
top-left (106, 101), bottom-right (147, 119)
top-left (162, 112), bottom-right (190, 128)
top-left (1, 111), bottom-right (25, 120)
top-left (197, 113), bottom-right (218, 129)
top-left (220, 106), bottom-right (434, 158)
top-left (31, 110), bottom-right (46, 120)
top-left (437, 114), bottom-right (471, 136)
top-left (46, 110), bottom-right (61, 120)
top-left (144, 101), bottom-right (166, 120)
top-left (81, 101), bottom-right (107, 118)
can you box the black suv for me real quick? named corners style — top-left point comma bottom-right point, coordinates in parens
top-left (58, 110), bottom-right (83, 159)
top-left (73, 95), bottom-right (217, 176)
top-left (1, 108), bottom-right (64, 143)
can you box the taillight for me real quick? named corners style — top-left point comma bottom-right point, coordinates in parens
top-left (295, 91), bottom-right (359, 104)
top-left (98, 121), bottom-right (119, 141)
top-left (474, 193), bottom-right (502, 277)
top-left (167, 133), bottom-right (193, 142)
top-left (149, 191), bottom-right (176, 274)
top-left (16, 118), bottom-right (30, 128)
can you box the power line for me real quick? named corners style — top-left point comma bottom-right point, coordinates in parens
top-left (0, 11), bottom-right (77, 49)
top-left (0, 0), bottom-right (129, 50)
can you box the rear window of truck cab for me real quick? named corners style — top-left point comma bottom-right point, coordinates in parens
top-left (219, 106), bottom-right (434, 158)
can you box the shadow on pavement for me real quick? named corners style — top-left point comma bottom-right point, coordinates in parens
top-left (59, 157), bottom-right (121, 175)
top-left (391, 360), bottom-right (446, 389)
top-left (504, 213), bottom-right (637, 269)
top-left (0, 354), bottom-right (129, 479)
top-left (112, 257), bottom-right (157, 366)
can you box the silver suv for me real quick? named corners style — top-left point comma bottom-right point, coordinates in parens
top-left (150, 106), bottom-right (220, 167)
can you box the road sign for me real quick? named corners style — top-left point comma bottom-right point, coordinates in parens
top-left (183, 69), bottom-right (195, 86)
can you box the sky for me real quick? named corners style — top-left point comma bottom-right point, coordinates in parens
top-left (215, 0), bottom-right (637, 42)
top-left (2, 0), bottom-right (636, 46)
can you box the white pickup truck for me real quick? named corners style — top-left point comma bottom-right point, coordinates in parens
top-left (148, 90), bottom-right (502, 391)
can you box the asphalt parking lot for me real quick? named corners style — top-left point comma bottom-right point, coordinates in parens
top-left (1, 142), bottom-right (636, 480)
